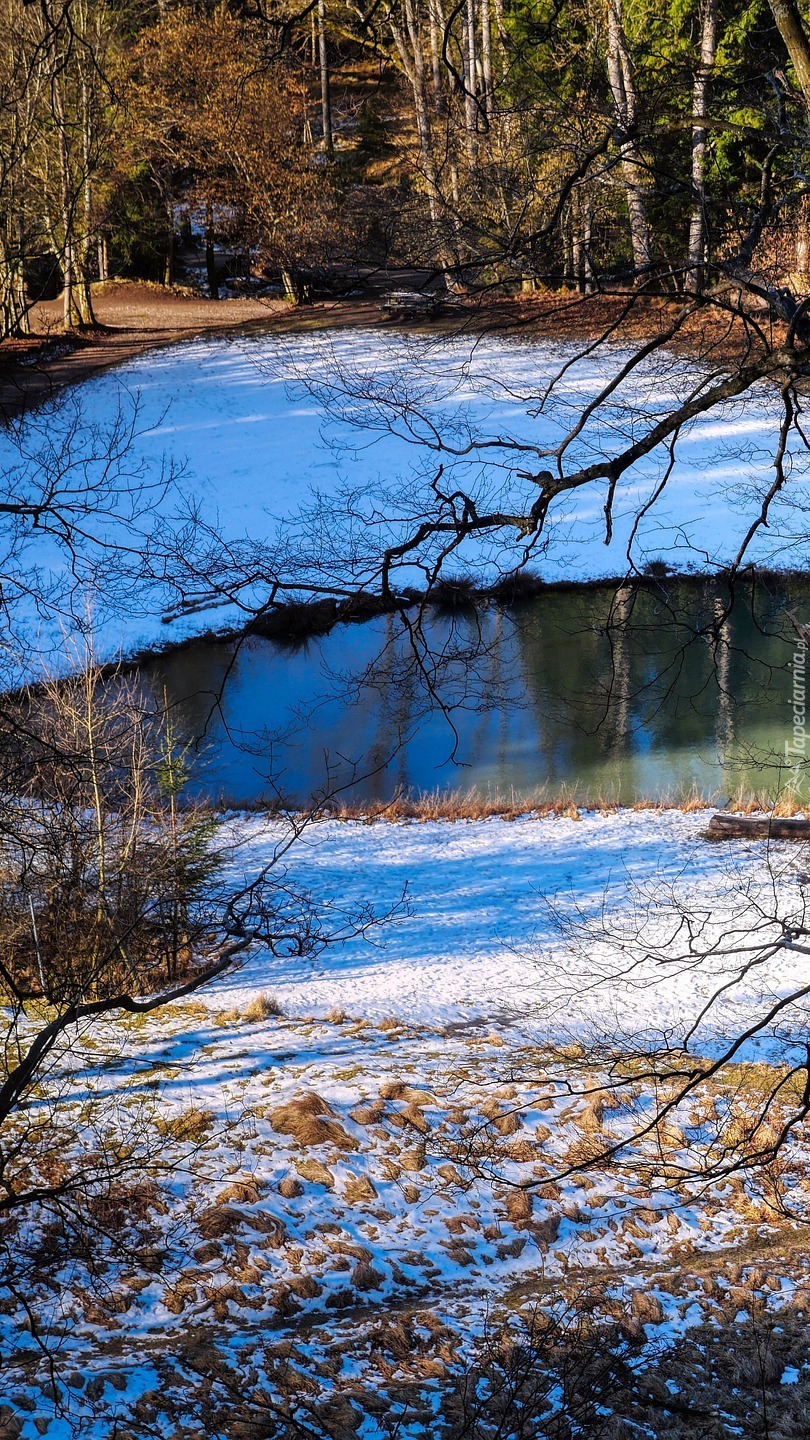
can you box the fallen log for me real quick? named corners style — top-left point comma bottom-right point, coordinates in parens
top-left (707, 813), bottom-right (810, 840)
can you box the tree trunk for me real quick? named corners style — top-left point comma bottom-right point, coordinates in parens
top-left (492, 0), bottom-right (507, 76)
top-left (390, 2), bottom-right (440, 218)
top-left (0, 232), bottom-right (29, 339)
top-left (797, 195), bottom-right (810, 278)
top-left (768, 0), bottom-right (810, 106)
top-left (571, 205), bottom-right (583, 291)
top-left (686, 0), bottom-right (717, 292)
top-left (429, 0), bottom-right (444, 111)
top-left (480, 0), bottom-right (493, 122)
top-left (318, 0), bottom-right (334, 159)
top-left (463, 0), bottom-right (478, 164)
top-left (205, 203), bottom-right (219, 299)
top-left (707, 813), bottom-right (810, 840)
top-left (606, 0), bottom-right (651, 275)
top-left (582, 192), bottom-right (595, 292)
top-left (76, 76), bottom-right (96, 327)
top-left (52, 75), bottom-right (82, 329)
top-left (389, 0), bottom-right (459, 287)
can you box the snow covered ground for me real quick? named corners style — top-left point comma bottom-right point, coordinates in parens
top-left (217, 808), bottom-right (810, 1059)
top-left (8, 809), bottom-right (810, 1438)
top-left (3, 326), bottom-right (808, 661)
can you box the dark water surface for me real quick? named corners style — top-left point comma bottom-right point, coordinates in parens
top-left (143, 580), bottom-right (810, 806)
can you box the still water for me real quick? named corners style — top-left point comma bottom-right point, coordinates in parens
top-left (144, 580), bottom-right (808, 807)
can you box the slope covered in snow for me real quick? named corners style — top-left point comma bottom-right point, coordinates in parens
top-left (2, 326), bottom-right (806, 661)
top-left (7, 810), bottom-right (810, 1439)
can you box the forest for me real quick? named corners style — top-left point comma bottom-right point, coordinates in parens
top-left (2, 0), bottom-right (810, 323)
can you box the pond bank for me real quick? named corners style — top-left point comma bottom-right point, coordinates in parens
top-left (0, 279), bottom-right (757, 416)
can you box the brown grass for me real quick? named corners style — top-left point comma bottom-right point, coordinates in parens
top-left (156, 1107), bottom-right (215, 1143)
top-left (350, 1100), bottom-right (386, 1125)
top-left (504, 1190), bottom-right (534, 1226)
top-left (379, 1081), bottom-right (435, 1104)
top-left (305, 781), bottom-right (794, 823)
top-left (397, 1144), bottom-right (427, 1171)
top-left (242, 993), bottom-right (284, 1022)
top-left (278, 1175), bottom-right (304, 1199)
top-left (217, 1178), bottom-right (265, 1205)
top-left (480, 1097), bottom-right (522, 1135)
top-left (268, 1092), bottom-right (358, 1151)
top-left (352, 1260), bottom-right (385, 1291)
top-left (247, 781), bottom-right (810, 823)
top-left (342, 1173), bottom-right (379, 1204)
top-left (296, 1157), bottom-right (335, 1188)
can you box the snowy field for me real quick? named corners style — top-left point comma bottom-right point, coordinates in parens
top-left (3, 326), bottom-right (809, 661)
top-left (9, 810), bottom-right (810, 1437)
top-left (216, 808), bottom-right (810, 1058)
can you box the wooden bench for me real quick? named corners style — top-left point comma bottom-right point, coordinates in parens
top-left (380, 290), bottom-right (447, 320)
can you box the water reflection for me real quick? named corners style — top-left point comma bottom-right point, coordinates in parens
top-left (143, 581), bottom-right (806, 806)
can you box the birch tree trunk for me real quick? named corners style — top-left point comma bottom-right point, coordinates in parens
top-left (389, 0), bottom-right (441, 218)
top-left (77, 74), bottom-right (96, 325)
top-left (205, 201), bottom-right (218, 299)
top-left (480, 0), bottom-right (493, 122)
top-left (429, 0), bottom-right (444, 111)
top-left (463, 0), bottom-right (478, 164)
top-left (606, 0), bottom-right (651, 274)
top-left (768, 0), bottom-right (810, 103)
top-left (318, 0), bottom-right (334, 159)
top-left (492, 0), bottom-right (508, 77)
top-left (0, 230), bottom-right (28, 338)
top-left (51, 73), bottom-right (82, 329)
top-left (388, 0), bottom-right (457, 286)
top-left (687, 0), bottom-right (717, 291)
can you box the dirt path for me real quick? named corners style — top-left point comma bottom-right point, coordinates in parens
top-left (0, 277), bottom-right (749, 417)
top-left (0, 280), bottom-right (394, 415)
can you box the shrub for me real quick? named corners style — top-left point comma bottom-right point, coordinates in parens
top-left (489, 569), bottom-right (545, 604)
top-left (0, 661), bottom-right (226, 1007)
top-left (429, 575), bottom-right (480, 610)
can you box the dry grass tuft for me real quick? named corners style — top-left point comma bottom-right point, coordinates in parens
top-left (278, 1175), bottom-right (304, 1199)
top-left (506, 1138), bottom-right (536, 1162)
top-left (242, 992), bottom-right (283, 1022)
top-left (268, 1092), bottom-right (358, 1151)
top-left (397, 1144), bottom-right (427, 1172)
top-left (379, 1080), bottom-right (435, 1104)
top-left (503, 1190), bottom-right (534, 1226)
top-left (296, 1158), bottom-right (335, 1188)
top-left (401, 1103), bottom-right (430, 1134)
top-left (156, 1107), bottom-right (215, 1144)
top-left (533, 1213), bottom-right (561, 1243)
top-left (630, 1291), bottom-right (664, 1326)
top-left (217, 1178), bottom-right (265, 1205)
top-left (352, 1260), bottom-right (385, 1291)
top-left (350, 1100), bottom-right (386, 1126)
top-left (342, 1173), bottom-right (379, 1204)
top-left (288, 1275), bottom-right (322, 1299)
top-left (480, 1097), bottom-right (522, 1135)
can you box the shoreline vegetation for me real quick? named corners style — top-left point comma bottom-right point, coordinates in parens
top-left (111, 567), bottom-right (810, 670)
top-left (211, 788), bottom-right (810, 821)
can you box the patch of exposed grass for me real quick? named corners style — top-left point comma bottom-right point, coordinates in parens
top-left (155, 1106), bottom-right (216, 1143)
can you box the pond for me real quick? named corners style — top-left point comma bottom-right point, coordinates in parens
top-left (143, 578), bottom-right (808, 807)
top-left (8, 323), bottom-right (810, 804)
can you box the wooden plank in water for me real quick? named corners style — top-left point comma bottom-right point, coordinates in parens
top-left (707, 813), bottom-right (810, 840)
